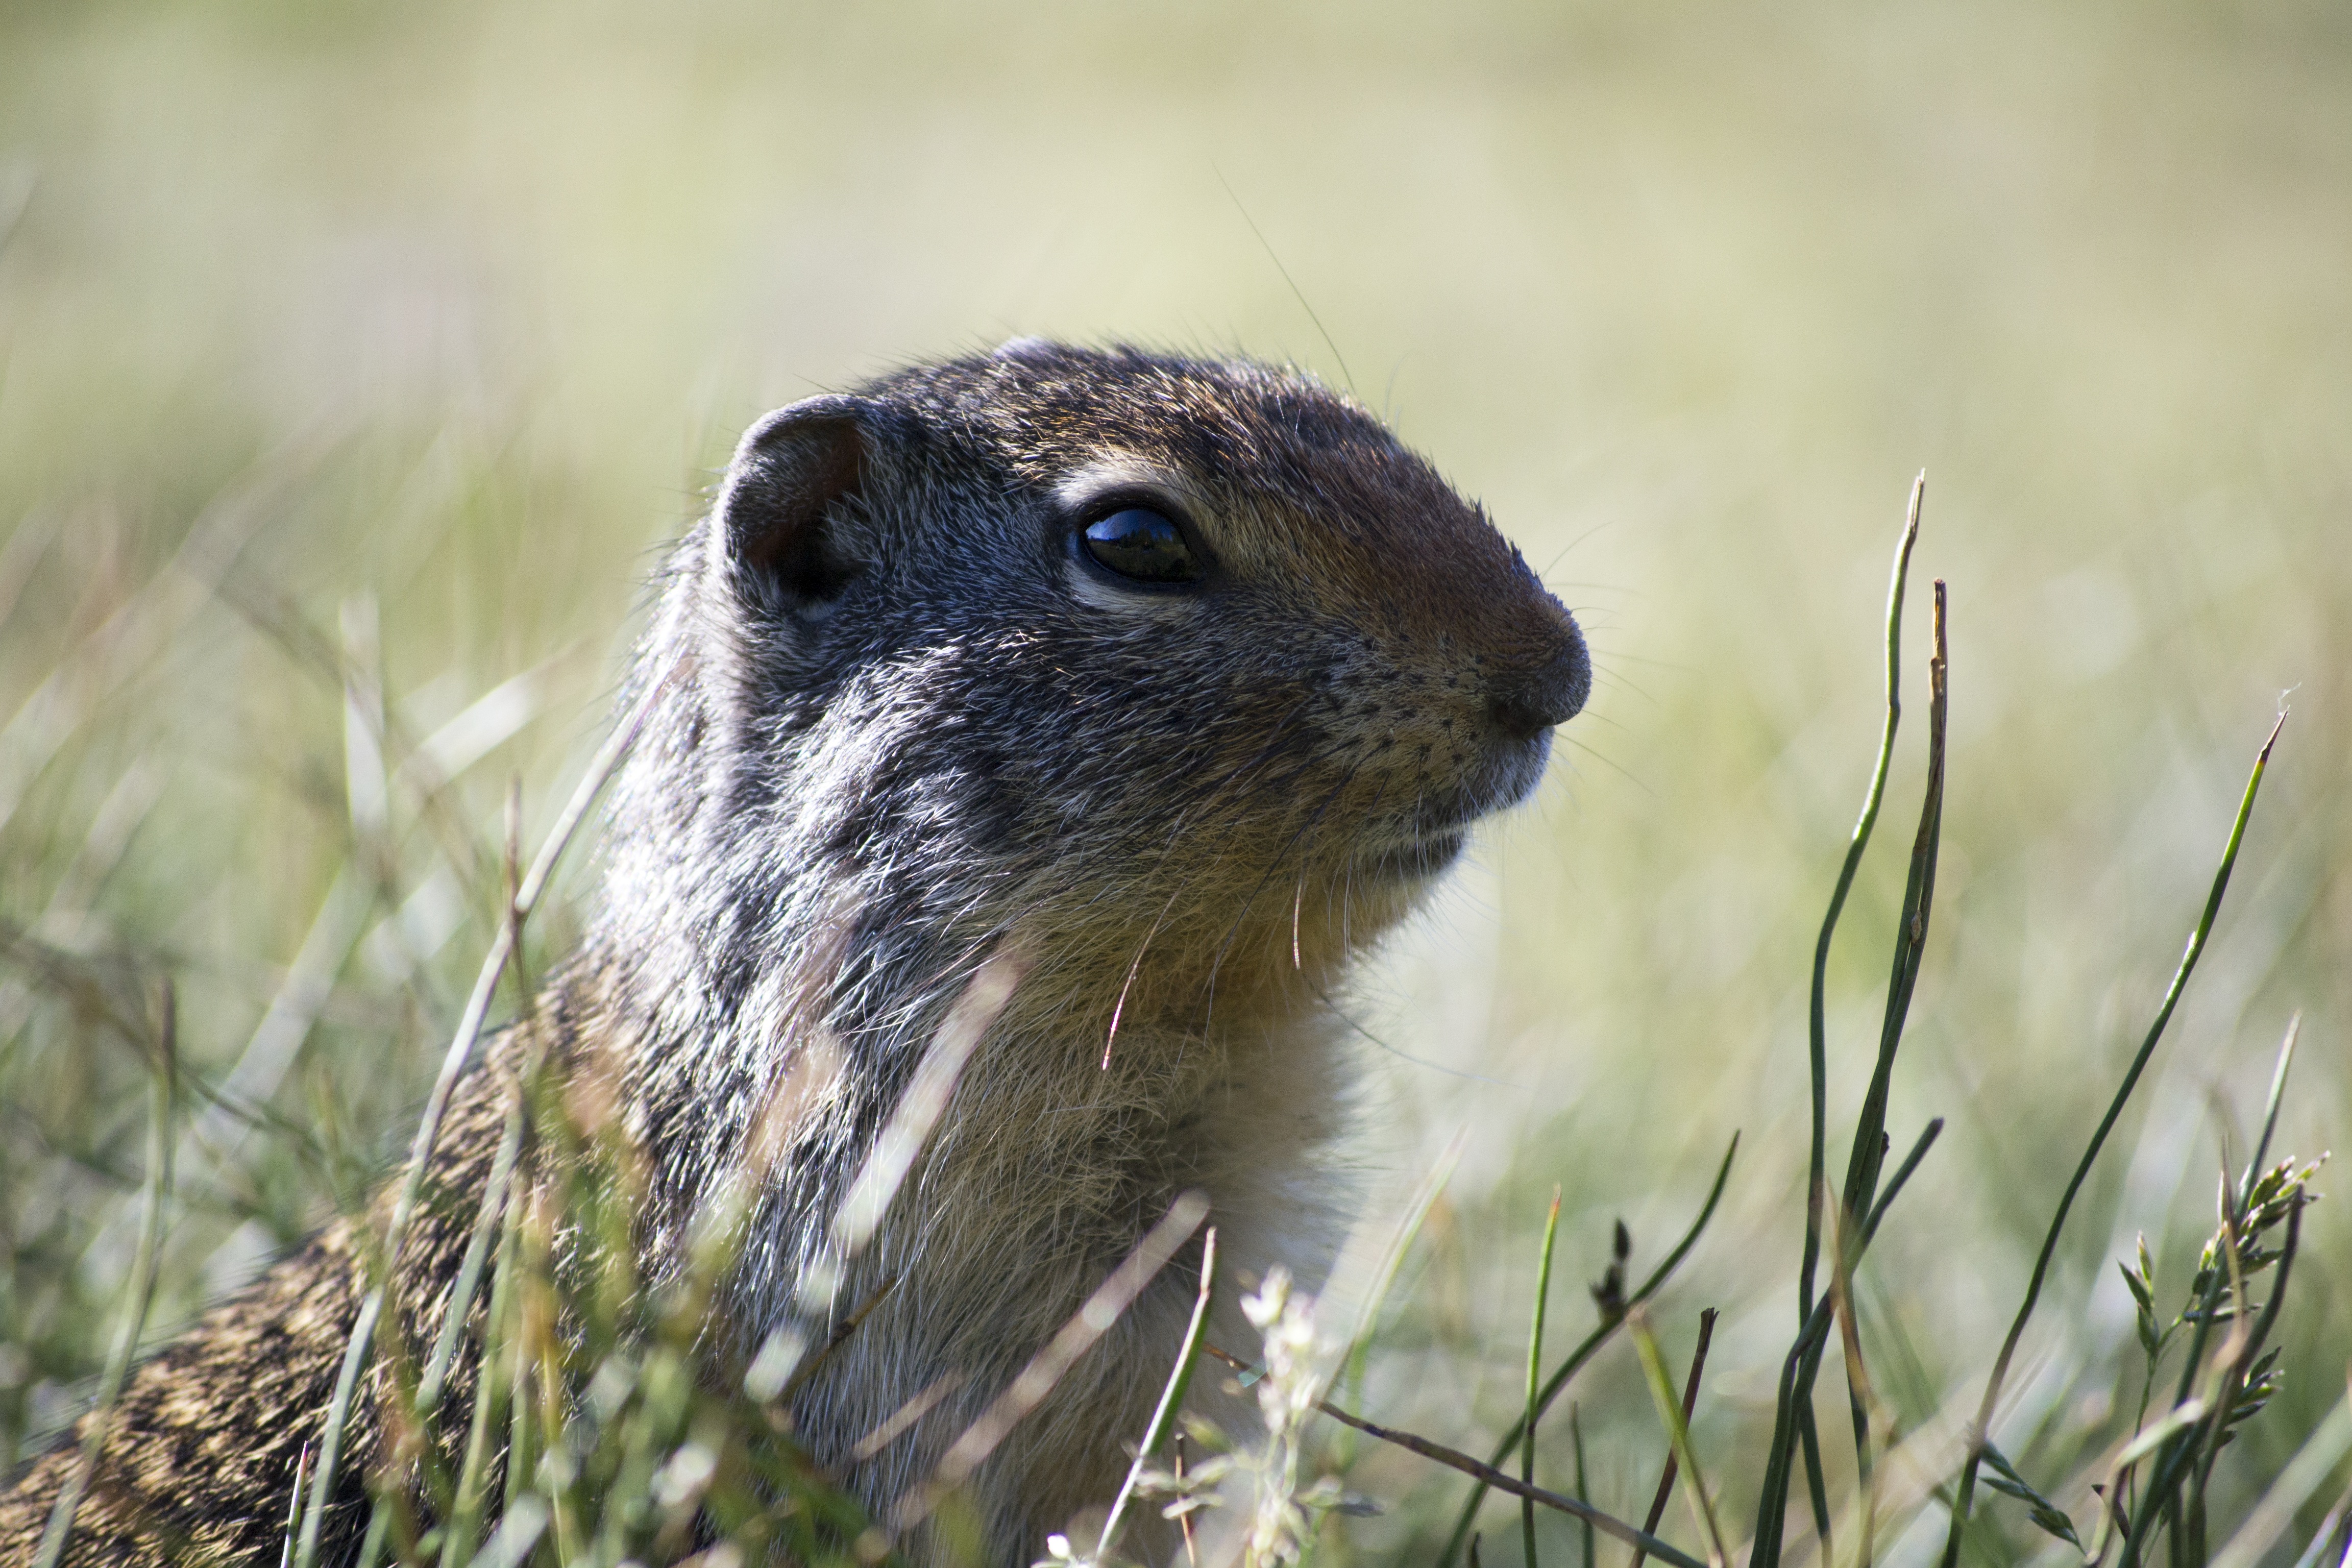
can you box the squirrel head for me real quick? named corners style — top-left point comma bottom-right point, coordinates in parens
top-left (603, 342), bottom-right (1587, 1036)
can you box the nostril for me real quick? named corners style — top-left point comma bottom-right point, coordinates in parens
top-left (1485, 641), bottom-right (1592, 741)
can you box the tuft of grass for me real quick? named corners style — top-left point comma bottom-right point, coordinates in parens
top-left (5, 457), bottom-right (2337, 1568)
top-left (1260, 481), bottom-right (2326, 1568)
top-left (1937, 707), bottom-right (2290, 1568)
top-left (30, 983), bottom-right (174, 1568)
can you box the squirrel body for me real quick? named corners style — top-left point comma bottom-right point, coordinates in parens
top-left (2, 343), bottom-right (1588, 1564)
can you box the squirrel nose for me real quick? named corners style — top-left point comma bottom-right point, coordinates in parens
top-left (1486, 633), bottom-right (1592, 742)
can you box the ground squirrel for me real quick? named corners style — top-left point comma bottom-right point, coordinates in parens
top-left (2, 341), bottom-right (1589, 1564)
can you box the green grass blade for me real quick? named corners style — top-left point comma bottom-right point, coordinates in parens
top-left (1938, 714), bottom-right (2286, 1568)
top-left (32, 986), bottom-right (176, 1568)
top-left (295, 667), bottom-right (666, 1568)
top-left (1094, 1226), bottom-right (1219, 1563)
top-left (1344, 1129), bottom-right (1467, 1404)
top-left (1802, 473), bottom-right (1923, 1328)
top-left (1629, 1310), bottom-right (1727, 1567)
top-left (1632, 1309), bottom-right (1719, 1568)
top-left (1760, 567), bottom-right (1946, 1568)
top-left (1774, 579), bottom-right (1945, 1568)
top-left (418, 1093), bottom-right (527, 1418)
top-left (1524, 1189), bottom-right (1564, 1568)
top-left (1752, 1118), bottom-right (1943, 1565)
top-left (2243, 1013), bottom-right (2299, 1205)
top-left (278, 1444), bottom-right (310, 1568)
top-left (1768, 484), bottom-right (1922, 1568)
top-left (1436, 1135), bottom-right (1738, 1568)
top-left (440, 1154), bottom-right (527, 1568)
top-left (1794, 1407), bottom-right (1833, 1563)
top-left (1840, 578), bottom-right (1946, 1230)
top-left (1572, 1405), bottom-right (1592, 1568)
top-left (1320, 1400), bottom-right (1709, 1568)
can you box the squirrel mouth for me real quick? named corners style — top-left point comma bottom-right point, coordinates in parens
top-left (1353, 827), bottom-right (1469, 884)
top-left (1346, 733), bottom-right (1551, 885)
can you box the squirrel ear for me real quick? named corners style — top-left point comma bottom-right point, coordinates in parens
top-left (714, 395), bottom-right (875, 608)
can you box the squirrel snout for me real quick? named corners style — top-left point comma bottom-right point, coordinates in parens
top-left (1485, 628), bottom-right (1592, 742)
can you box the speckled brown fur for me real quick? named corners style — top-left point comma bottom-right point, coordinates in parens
top-left (1, 343), bottom-right (1588, 1565)
top-left (0, 1032), bottom-right (521, 1564)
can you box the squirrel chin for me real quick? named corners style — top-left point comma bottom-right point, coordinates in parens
top-left (1353, 827), bottom-right (1471, 885)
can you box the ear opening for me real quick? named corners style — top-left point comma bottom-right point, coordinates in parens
top-left (715, 395), bottom-right (875, 608)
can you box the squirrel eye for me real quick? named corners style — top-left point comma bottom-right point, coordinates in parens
top-left (1079, 508), bottom-right (1200, 585)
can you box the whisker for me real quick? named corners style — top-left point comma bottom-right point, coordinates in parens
top-left (1102, 887), bottom-right (1183, 1070)
top-left (1557, 732), bottom-right (1654, 797)
top-left (1202, 765), bottom-right (1378, 1028)
top-left (1314, 984), bottom-right (1521, 1088)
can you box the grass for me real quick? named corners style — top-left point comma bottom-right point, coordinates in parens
top-left (18, 479), bottom-right (2335, 1567)
top-left (4, 2), bottom-right (2350, 1563)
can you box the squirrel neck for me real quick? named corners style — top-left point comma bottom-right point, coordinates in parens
top-left (566, 818), bottom-right (1366, 1540)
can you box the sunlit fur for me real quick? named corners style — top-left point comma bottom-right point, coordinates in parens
top-left (0, 342), bottom-right (1588, 1566)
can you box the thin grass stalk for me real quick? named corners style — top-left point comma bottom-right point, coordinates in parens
top-left (1091, 1232), bottom-right (1223, 1561)
top-left (2131, 1442), bottom-right (2198, 1568)
top-left (2180, 1171), bottom-right (2264, 1562)
top-left (1795, 1411), bottom-right (1834, 1563)
top-left (1828, 1197), bottom-right (1883, 1568)
top-left (1752, 1120), bottom-right (1943, 1566)
top-left (1757, 573), bottom-right (1948, 1568)
top-left (2284, 1494), bottom-right (2350, 1568)
top-left (1627, 1310), bottom-right (1727, 1567)
top-left (2191, 1192), bottom-right (2308, 1516)
top-left (1937, 712), bottom-right (2286, 1568)
top-left (753, 948), bottom-right (1027, 1394)
top-left (774, 1275), bottom-right (902, 1408)
top-left (1341, 1131), bottom-right (1466, 1438)
top-left (1096, 1241), bottom-right (1223, 1568)
top-left (296, 662), bottom-right (670, 1568)
top-left (1096, 1227), bottom-right (1217, 1564)
top-left (1173, 1430), bottom-right (1199, 1568)
top-left (2128, 1199), bottom-right (2306, 1568)
top-left (1573, 1406), bottom-right (1592, 1568)
top-left (503, 1188), bottom-right (552, 1523)
top-left (439, 1154), bottom-right (526, 1568)
top-left (1436, 1136), bottom-right (1739, 1568)
top-left (278, 1444), bottom-right (310, 1568)
top-left (2142, 1267), bottom-right (2234, 1559)
top-left (2090, 1354), bottom-right (2223, 1558)
top-left (2242, 1015), bottom-right (2299, 1212)
top-left (739, 953), bottom-right (1023, 1408)
top-left (1312, 1402), bottom-right (1707, 1568)
top-left (1801, 473), bottom-right (1923, 1326)
top-left (33, 983), bottom-right (176, 1568)
top-left (351, 1499), bottom-right (391, 1568)
top-left (1840, 580), bottom-right (1946, 1230)
top-left (1525, 1189), bottom-right (1565, 1568)
top-left (416, 1093), bottom-right (527, 1417)
top-left (895, 1192), bottom-right (1210, 1539)
top-left (1785, 481), bottom-right (1924, 1559)
top-left (1632, 1311), bottom-right (1718, 1568)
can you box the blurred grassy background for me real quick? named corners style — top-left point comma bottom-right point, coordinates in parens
top-left (2, 1), bottom-right (2347, 1562)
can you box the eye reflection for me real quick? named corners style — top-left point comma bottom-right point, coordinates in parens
top-left (1080, 508), bottom-right (1200, 585)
